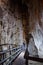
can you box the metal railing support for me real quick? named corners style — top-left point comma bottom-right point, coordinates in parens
top-left (24, 48), bottom-right (29, 65)
top-left (0, 45), bottom-right (23, 65)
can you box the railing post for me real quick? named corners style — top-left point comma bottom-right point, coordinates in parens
top-left (24, 48), bottom-right (29, 65)
top-left (9, 45), bottom-right (12, 65)
top-left (9, 45), bottom-right (11, 55)
top-left (2, 53), bottom-right (5, 65)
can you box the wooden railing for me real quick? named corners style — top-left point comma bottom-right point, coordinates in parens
top-left (31, 56), bottom-right (43, 62)
top-left (0, 44), bottom-right (23, 65)
top-left (24, 55), bottom-right (43, 62)
top-left (0, 44), bottom-right (16, 46)
top-left (24, 49), bottom-right (43, 65)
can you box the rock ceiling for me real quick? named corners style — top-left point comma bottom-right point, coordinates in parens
top-left (0, 0), bottom-right (43, 48)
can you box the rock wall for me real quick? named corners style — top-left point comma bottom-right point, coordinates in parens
top-left (0, 0), bottom-right (43, 57)
top-left (0, 5), bottom-right (23, 50)
top-left (28, 37), bottom-right (38, 57)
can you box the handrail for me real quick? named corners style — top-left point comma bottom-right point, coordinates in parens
top-left (0, 46), bottom-right (23, 65)
top-left (6, 50), bottom-right (22, 65)
top-left (0, 49), bottom-right (21, 64)
top-left (0, 44), bottom-right (16, 46)
top-left (24, 49), bottom-right (43, 65)
top-left (0, 46), bottom-right (21, 54)
top-left (24, 55), bottom-right (43, 63)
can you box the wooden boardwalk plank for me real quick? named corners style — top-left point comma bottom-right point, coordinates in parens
top-left (13, 52), bottom-right (25, 65)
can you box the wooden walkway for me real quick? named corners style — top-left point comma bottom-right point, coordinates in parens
top-left (13, 52), bottom-right (25, 65)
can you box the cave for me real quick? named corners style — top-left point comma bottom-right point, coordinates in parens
top-left (0, 0), bottom-right (43, 65)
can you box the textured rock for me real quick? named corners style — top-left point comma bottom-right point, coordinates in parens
top-left (0, 0), bottom-right (43, 57)
top-left (0, 5), bottom-right (23, 51)
top-left (28, 37), bottom-right (38, 57)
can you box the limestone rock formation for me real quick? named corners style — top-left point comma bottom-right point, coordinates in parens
top-left (0, 0), bottom-right (43, 57)
top-left (28, 37), bottom-right (38, 57)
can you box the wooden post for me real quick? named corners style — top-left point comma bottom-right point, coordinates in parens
top-left (9, 45), bottom-right (12, 65)
top-left (24, 47), bottom-right (29, 65)
top-left (1, 53), bottom-right (5, 65)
